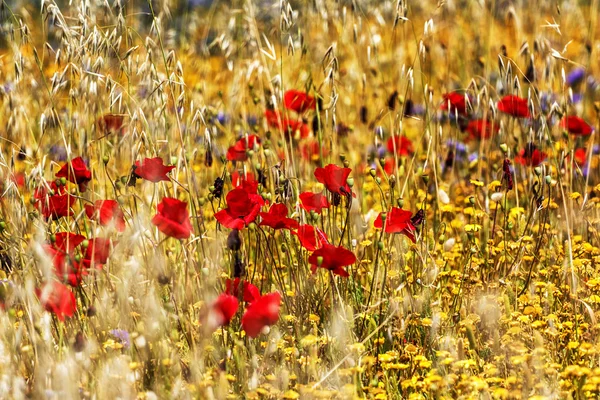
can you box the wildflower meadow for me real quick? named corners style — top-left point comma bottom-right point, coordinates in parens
top-left (1, 0), bottom-right (600, 398)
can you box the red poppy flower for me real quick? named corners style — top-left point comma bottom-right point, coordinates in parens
top-left (441, 92), bottom-right (468, 115)
top-left (383, 158), bottom-right (396, 175)
top-left (561, 116), bottom-right (594, 136)
top-left (37, 281), bottom-right (77, 321)
top-left (53, 232), bottom-right (86, 253)
top-left (133, 157), bottom-right (176, 182)
top-left (308, 243), bottom-right (356, 277)
top-left (225, 278), bottom-right (261, 303)
top-left (265, 110), bottom-right (310, 139)
top-left (295, 225), bottom-right (328, 251)
top-left (284, 90), bottom-right (317, 113)
top-left (214, 188), bottom-right (264, 230)
top-left (55, 157), bottom-right (92, 192)
top-left (11, 172), bottom-right (25, 188)
top-left (227, 135), bottom-right (261, 162)
top-left (465, 119), bottom-right (498, 140)
top-left (259, 203), bottom-right (299, 230)
top-left (231, 171), bottom-right (256, 188)
top-left (85, 200), bottom-right (126, 232)
top-left (241, 292), bottom-right (281, 338)
top-left (300, 139), bottom-right (329, 161)
top-left (497, 95), bottom-right (530, 118)
top-left (265, 109), bottom-right (281, 127)
top-left (514, 146), bottom-right (547, 167)
top-left (152, 198), bottom-right (193, 239)
top-left (374, 207), bottom-right (416, 242)
top-left (284, 119), bottom-right (311, 139)
top-left (386, 135), bottom-right (414, 156)
top-left (98, 114), bottom-right (125, 134)
top-left (36, 193), bottom-right (74, 220)
top-left (299, 192), bottom-right (329, 214)
top-left (211, 294), bottom-right (239, 327)
top-left (574, 148), bottom-right (587, 165)
top-left (314, 164), bottom-right (352, 196)
top-left (82, 238), bottom-right (113, 269)
top-left (45, 245), bottom-right (83, 286)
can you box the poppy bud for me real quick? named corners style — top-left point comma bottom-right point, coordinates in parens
top-left (375, 177), bottom-right (381, 184)
top-left (389, 175), bottom-right (396, 189)
top-left (227, 229), bottom-right (242, 251)
top-left (421, 174), bottom-right (429, 184)
top-left (369, 168), bottom-right (376, 178)
top-left (158, 273), bottom-right (170, 285)
top-left (310, 210), bottom-right (318, 222)
top-left (499, 143), bottom-right (508, 154)
top-left (316, 256), bottom-right (324, 266)
top-left (339, 154), bottom-right (346, 162)
top-left (534, 166), bottom-right (542, 176)
top-left (205, 149), bottom-right (213, 167)
top-left (102, 155), bottom-right (110, 164)
top-left (82, 240), bottom-right (89, 248)
top-left (360, 106), bottom-right (368, 123)
top-left (248, 222), bottom-right (256, 231)
top-left (49, 234), bottom-right (56, 243)
top-left (60, 177), bottom-right (67, 186)
top-left (469, 196), bottom-right (475, 205)
top-left (397, 198), bottom-right (404, 208)
top-left (73, 332), bottom-right (86, 352)
top-left (380, 212), bottom-right (387, 222)
top-left (545, 175), bottom-right (552, 185)
top-left (346, 177), bottom-right (354, 187)
top-left (74, 254), bottom-right (81, 262)
top-left (343, 160), bottom-right (350, 168)
top-left (377, 241), bottom-right (384, 250)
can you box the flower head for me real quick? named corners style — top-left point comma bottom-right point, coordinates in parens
top-left (497, 95), bottom-right (530, 118)
top-left (295, 225), bottom-right (328, 251)
top-left (441, 91), bottom-right (468, 115)
top-left (37, 282), bottom-right (77, 321)
top-left (259, 203), bottom-right (299, 230)
top-left (85, 200), bottom-right (126, 232)
top-left (284, 90), bottom-right (317, 113)
top-left (386, 135), bottom-right (414, 157)
top-left (308, 243), bottom-right (356, 277)
top-left (465, 119), bottom-right (498, 140)
top-left (241, 292), bottom-right (281, 338)
top-left (514, 144), bottom-right (547, 167)
top-left (227, 135), bottom-right (261, 162)
top-left (225, 278), bottom-right (261, 303)
top-left (299, 192), bottom-right (330, 214)
top-left (374, 207), bottom-right (416, 242)
top-left (211, 294), bottom-right (239, 327)
top-left (55, 157), bottom-right (92, 192)
top-left (561, 116), bottom-right (594, 136)
top-left (133, 157), bottom-right (176, 182)
top-left (82, 238), bottom-right (113, 269)
top-left (314, 164), bottom-right (352, 196)
top-left (214, 188), bottom-right (264, 230)
top-left (152, 198), bottom-right (193, 239)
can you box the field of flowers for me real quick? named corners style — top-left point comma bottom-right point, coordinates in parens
top-left (1, 0), bottom-right (600, 398)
